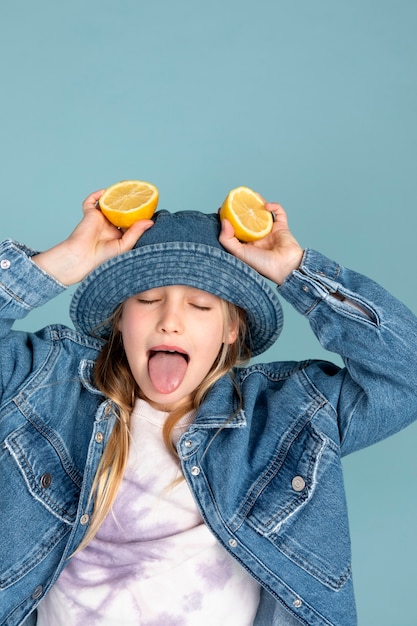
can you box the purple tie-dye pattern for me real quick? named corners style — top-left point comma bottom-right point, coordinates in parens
top-left (183, 592), bottom-right (204, 613)
top-left (37, 400), bottom-right (260, 626)
top-left (197, 556), bottom-right (233, 589)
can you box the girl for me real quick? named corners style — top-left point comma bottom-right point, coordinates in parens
top-left (1, 190), bottom-right (417, 626)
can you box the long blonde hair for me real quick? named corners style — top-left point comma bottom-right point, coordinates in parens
top-left (76, 299), bottom-right (249, 551)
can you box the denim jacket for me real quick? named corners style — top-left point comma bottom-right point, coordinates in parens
top-left (1, 239), bottom-right (417, 626)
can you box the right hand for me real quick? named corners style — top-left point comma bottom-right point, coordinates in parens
top-left (219, 202), bottom-right (304, 285)
top-left (33, 190), bottom-right (154, 285)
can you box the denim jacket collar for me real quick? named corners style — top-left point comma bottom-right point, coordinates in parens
top-left (191, 373), bottom-right (247, 429)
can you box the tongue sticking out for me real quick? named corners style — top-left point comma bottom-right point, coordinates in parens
top-left (148, 352), bottom-right (188, 394)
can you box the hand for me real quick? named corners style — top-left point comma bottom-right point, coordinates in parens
top-left (218, 202), bottom-right (303, 285)
top-left (33, 190), bottom-right (154, 285)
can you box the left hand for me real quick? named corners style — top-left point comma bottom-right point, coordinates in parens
top-left (218, 202), bottom-right (304, 285)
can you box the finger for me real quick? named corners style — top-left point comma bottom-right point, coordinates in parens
top-left (218, 218), bottom-right (246, 259)
top-left (265, 204), bottom-right (291, 236)
top-left (119, 219), bottom-right (154, 253)
top-left (219, 217), bottom-right (235, 239)
top-left (82, 189), bottom-right (106, 214)
top-left (265, 202), bottom-right (289, 228)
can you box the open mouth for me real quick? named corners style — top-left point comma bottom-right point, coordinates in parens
top-left (147, 348), bottom-right (190, 394)
top-left (148, 349), bottom-right (189, 363)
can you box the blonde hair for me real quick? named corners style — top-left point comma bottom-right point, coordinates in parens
top-left (76, 299), bottom-right (249, 551)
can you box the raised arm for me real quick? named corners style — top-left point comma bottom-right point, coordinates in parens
top-left (220, 201), bottom-right (417, 452)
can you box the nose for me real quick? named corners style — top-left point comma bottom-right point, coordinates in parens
top-left (157, 301), bottom-right (183, 334)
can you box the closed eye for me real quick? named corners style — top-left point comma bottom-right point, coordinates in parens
top-left (190, 303), bottom-right (212, 311)
top-left (136, 298), bottom-right (160, 305)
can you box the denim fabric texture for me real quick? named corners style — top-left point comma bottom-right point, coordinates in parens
top-left (1, 239), bottom-right (417, 626)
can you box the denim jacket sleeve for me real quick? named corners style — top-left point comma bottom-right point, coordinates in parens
top-left (279, 248), bottom-right (417, 456)
top-left (0, 239), bottom-right (67, 397)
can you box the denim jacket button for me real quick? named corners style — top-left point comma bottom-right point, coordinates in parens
top-left (80, 514), bottom-right (90, 525)
top-left (95, 432), bottom-right (104, 443)
top-left (40, 473), bottom-right (52, 489)
top-left (291, 476), bottom-right (306, 492)
top-left (293, 598), bottom-right (302, 608)
top-left (0, 259), bottom-right (11, 270)
top-left (191, 466), bottom-right (200, 476)
top-left (31, 585), bottom-right (43, 600)
top-left (228, 538), bottom-right (238, 548)
top-left (184, 440), bottom-right (192, 448)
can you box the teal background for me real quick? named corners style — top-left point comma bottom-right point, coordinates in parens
top-left (1, 1), bottom-right (416, 623)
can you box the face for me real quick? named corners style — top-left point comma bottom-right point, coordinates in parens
top-left (118, 285), bottom-right (238, 411)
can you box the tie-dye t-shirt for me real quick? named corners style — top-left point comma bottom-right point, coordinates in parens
top-left (37, 399), bottom-right (260, 625)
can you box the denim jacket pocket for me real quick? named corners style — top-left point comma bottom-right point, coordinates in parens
top-left (0, 422), bottom-right (80, 588)
top-left (247, 423), bottom-right (351, 591)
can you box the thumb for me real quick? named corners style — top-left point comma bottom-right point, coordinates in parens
top-left (218, 218), bottom-right (246, 260)
top-left (118, 219), bottom-right (154, 253)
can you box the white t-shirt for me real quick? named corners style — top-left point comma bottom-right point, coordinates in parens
top-left (37, 399), bottom-right (260, 625)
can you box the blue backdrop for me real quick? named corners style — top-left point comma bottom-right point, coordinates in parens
top-left (1, 1), bottom-right (416, 623)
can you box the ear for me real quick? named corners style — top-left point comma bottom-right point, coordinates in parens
top-left (115, 304), bottom-right (125, 332)
top-left (224, 321), bottom-right (238, 345)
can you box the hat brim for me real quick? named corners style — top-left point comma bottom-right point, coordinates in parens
top-left (70, 241), bottom-right (283, 356)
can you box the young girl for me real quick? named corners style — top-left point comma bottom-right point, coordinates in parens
top-left (1, 190), bottom-right (417, 626)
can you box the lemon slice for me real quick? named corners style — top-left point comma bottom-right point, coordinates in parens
top-left (99, 180), bottom-right (159, 228)
top-left (219, 186), bottom-right (273, 242)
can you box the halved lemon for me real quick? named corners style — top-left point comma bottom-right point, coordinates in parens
top-left (219, 186), bottom-right (273, 242)
top-left (99, 180), bottom-right (159, 228)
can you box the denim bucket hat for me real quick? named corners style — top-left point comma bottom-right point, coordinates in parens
top-left (70, 210), bottom-right (283, 356)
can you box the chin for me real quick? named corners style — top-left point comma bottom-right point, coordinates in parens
top-left (143, 391), bottom-right (193, 413)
